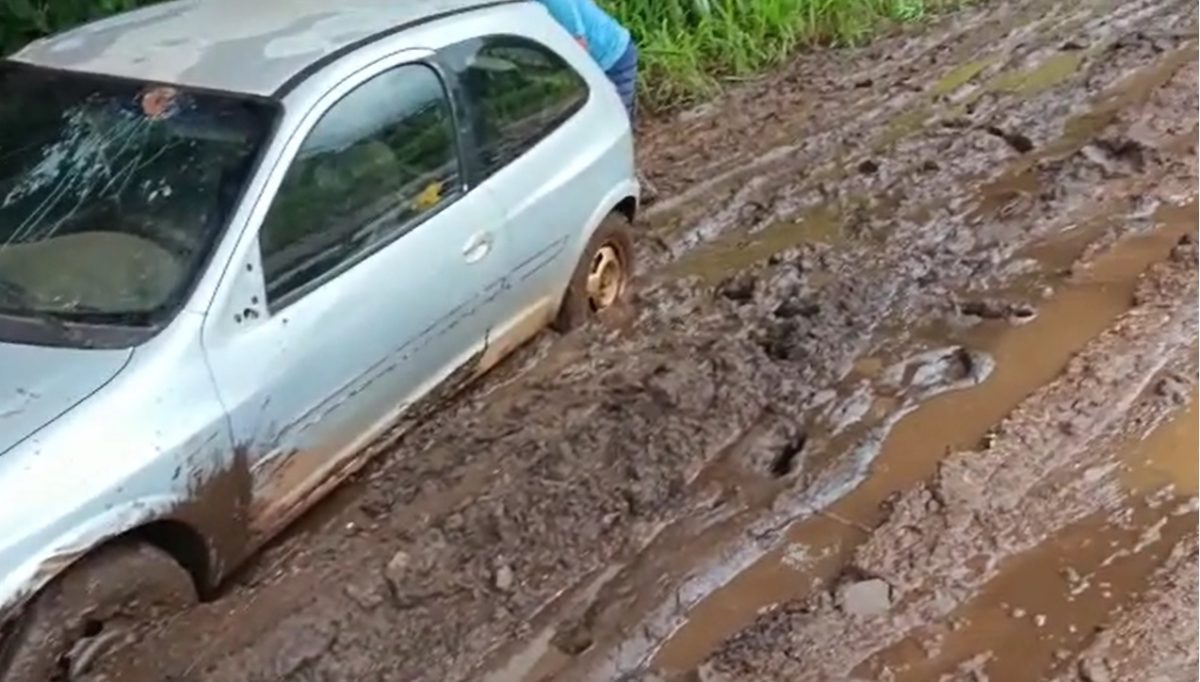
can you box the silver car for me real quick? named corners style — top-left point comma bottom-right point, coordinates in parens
top-left (0, 0), bottom-right (637, 675)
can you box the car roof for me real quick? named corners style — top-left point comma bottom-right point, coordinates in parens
top-left (9, 0), bottom-right (517, 97)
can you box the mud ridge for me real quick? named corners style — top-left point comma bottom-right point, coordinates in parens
top-left (687, 239), bottom-right (1198, 681)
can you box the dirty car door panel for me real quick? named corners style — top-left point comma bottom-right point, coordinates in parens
top-left (202, 61), bottom-right (509, 535)
top-left (440, 34), bottom-right (597, 337)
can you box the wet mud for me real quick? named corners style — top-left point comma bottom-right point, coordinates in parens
top-left (87, 0), bottom-right (1199, 680)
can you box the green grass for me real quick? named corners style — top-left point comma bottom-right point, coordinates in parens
top-left (0, 0), bottom-right (146, 57)
top-left (605, 0), bottom-right (947, 108)
top-left (2, 0), bottom-right (955, 111)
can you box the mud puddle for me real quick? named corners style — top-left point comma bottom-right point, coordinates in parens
top-left (648, 203), bottom-right (1198, 675)
top-left (853, 395), bottom-right (1198, 681)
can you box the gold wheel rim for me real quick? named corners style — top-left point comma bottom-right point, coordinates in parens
top-left (586, 244), bottom-right (624, 311)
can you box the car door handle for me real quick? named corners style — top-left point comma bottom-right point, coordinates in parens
top-left (463, 232), bottom-right (493, 264)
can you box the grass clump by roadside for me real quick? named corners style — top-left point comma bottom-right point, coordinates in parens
top-left (605, 0), bottom-right (955, 109)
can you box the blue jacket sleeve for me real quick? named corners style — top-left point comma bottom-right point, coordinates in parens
top-left (537, 0), bottom-right (585, 38)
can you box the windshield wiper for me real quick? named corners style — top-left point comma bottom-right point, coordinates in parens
top-left (0, 278), bottom-right (93, 347)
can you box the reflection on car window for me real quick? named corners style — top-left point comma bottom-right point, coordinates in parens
top-left (260, 64), bottom-right (461, 306)
top-left (441, 35), bottom-right (588, 179)
top-left (0, 63), bottom-right (272, 326)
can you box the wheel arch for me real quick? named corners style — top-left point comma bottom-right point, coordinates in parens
top-left (0, 503), bottom-right (227, 628)
top-left (614, 194), bottom-right (638, 224)
top-left (127, 519), bottom-right (214, 598)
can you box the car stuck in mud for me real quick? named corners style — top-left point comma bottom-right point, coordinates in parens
top-left (0, 0), bottom-right (1195, 679)
top-left (0, 0), bottom-right (639, 677)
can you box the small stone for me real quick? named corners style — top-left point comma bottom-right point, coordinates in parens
top-left (384, 550), bottom-right (411, 588)
top-left (838, 579), bottom-right (892, 617)
top-left (1079, 658), bottom-right (1113, 682)
top-left (1034, 614), bottom-right (1047, 627)
top-left (494, 564), bottom-right (515, 592)
top-left (344, 582), bottom-right (384, 610)
top-left (1011, 607), bottom-right (1027, 618)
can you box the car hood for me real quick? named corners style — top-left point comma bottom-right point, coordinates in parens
top-left (0, 342), bottom-right (132, 455)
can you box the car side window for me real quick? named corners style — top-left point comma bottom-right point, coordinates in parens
top-left (441, 35), bottom-right (589, 180)
top-left (259, 64), bottom-right (461, 306)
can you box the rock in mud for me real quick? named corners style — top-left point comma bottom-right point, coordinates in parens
top-left (1078, 658), bottom-right (1113, 682)
top-left (385, 550), bottom-right (411, 587)
top-left (837, 579), bottom-right (893, 617)
top-left (344, 580), bottom-right (385, 610)
top-left (958, 299), bottom-right (1038, 323)
top-left (494, 563), bottom-right (516, 592)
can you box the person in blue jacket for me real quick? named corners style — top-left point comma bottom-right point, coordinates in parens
top-left (537, 0), bottom-right (639, 122)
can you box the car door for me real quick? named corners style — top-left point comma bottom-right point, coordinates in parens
top-left (202, 59), bottom-right (510, 536)
top-left (438, 35), bottom-right (595, 351)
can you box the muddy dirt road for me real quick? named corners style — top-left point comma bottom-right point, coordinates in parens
top-left (101, 0), bottom-right (1198, 680)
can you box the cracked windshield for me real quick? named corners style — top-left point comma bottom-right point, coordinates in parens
top-left (0, 64), bottom-right (270, 326)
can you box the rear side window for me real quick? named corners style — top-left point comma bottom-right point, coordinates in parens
top-left (441, 35), bottom-right (588, 179)
top-left (259, 64), bottom-right (461, 306)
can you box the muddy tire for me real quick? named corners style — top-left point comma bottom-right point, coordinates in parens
top-left (553, 214), bottom-right (635, 332)
top-left (0, 542), bottom-right (196, 682)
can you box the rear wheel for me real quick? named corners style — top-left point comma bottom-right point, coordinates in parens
top-left (553, 214), bottom-right (634, 332)
top-left (0, 543), bottom-right (196, 682)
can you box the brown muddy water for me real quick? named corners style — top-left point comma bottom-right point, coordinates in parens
top-left (672, 394), bottom-right (1196, 680)
top-left (853, 397), bottom-right (1198, 682)
top-left (650, 205), bottom-right (1200, 676)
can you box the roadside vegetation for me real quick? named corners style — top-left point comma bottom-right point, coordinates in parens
top-left (610, 0), bottom-right (949, 106)
top-left (0, 0), bottom-right (142, 57)
top-left (0, 0), bottom-right (950, 108)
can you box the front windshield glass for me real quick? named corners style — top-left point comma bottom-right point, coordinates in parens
top-left (0, 62), bottom-right (274, 330)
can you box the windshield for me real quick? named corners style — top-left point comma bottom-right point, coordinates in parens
top-left (0, 62), bottom-right (274, 337)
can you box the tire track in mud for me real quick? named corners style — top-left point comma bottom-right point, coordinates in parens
top-left (480, 1), bottom-right (1200, 677)
top-left (671, 236), bottom-right (1197, 682)
top-left (557, 206), bottom-right (1199, 682)
top-left (100, 0), bottom-right (1197, 680)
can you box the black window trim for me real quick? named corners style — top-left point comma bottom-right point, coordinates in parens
top-left (273, 0), bottom-right (522, 99)
top-left (262, 61), bottom-right (469, 314)
top-left (432, 32), bottom-right (592, 189)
